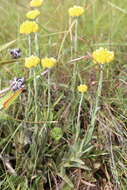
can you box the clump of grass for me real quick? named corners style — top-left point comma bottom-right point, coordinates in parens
top-left (0, 0), bottom-right (127, 190)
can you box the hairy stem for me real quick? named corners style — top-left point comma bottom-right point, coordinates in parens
top-left (75, 92), bottom-right (84, 142)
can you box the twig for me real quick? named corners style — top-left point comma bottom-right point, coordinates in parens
top-left (67, 54), bottom-right (91, 64)
top-left (81, 179), bottom-right (96, 187)
top-left (10, 117), bottom-right (58, 124)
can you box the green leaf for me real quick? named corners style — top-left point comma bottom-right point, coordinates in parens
top-left (63, 162), bottom-right (91, 171)
top-left (50, 127), bottom-right (63, 141)
top-left (61, 184), bottom-right (73, 190)
top-left (57, 168), bottom-right (74, 188)
top-left (0, 39), bottom-right (16, 52)
top-left (0, 111), bottom-right (11, 120)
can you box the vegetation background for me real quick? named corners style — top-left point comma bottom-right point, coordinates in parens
top-left (0, 0), bottom-right (127, 189)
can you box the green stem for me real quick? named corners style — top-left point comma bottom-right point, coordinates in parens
top-left (91, 65), bottom-right (103, 129)
top-left (57, 20), bottom-right (75, 61)
top-left (85, 65), bottom-right (103, 145)
top-left (75, 92), bottom-right (84, 142)
top-left (28, 34), bottom-right (32, 56)
top-left (71, 19), bottom-right (78, 93)
top-left (69, 17), bottom-right (73, 60)
top-left (74, 18), bottom-right (78, 54)
top-left (34, 70), bottom-right (38, 122)
top-left (35, 32), bottom-right (39, 56)
top-left (47, 70), bottom-right (51, 119)
top-left (28, 34), bottom-right (32, 78)
top-left (78, 65), bottom-right (103, 152)
top-left (25, 35), bottom-right (32, 118)
top-left (34, 32), bottom-right (39, 122)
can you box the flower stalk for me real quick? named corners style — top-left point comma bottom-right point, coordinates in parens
top-left (35, 32), bottom-right (39, 56)
top-left (75, 84), bottom-right (88, 143)
top-left (26, 34), bottom-right (32, 118)
top-left (28, 34), bottom-right (32, 56)
top-left (84, 65), bottom-right (103, 146)
top-left (34, 24), bottom-right (39, 122)
top-left (83, 47), bottom-right (114, 145)
top-left (91, 65), bottom-right (103, 126)
top-left (74, 18), bottom-right (78, 54)
top-left (71, 19), bottom-right (78, 96)
top-left (47, 70), bottom-right (51, 119)
top-left (34, 69), bottom-right (38, 122)
top-left (75, 92), bottom-right (84, 142)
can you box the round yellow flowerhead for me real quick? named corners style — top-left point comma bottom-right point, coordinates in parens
top-left (92, 47), bottom-right (114, 64)
top-left (20, 20), bottom-right (39, 34)
top-left (25, 55), bottom-right (40, 68)
top-left (30, 0), bottom-right (43, 7)
top-left (41, 57), bottom-right (57, 69)
top-left (26, 10), bottom-right (40, 20)
top-left (68, 5), bottom-right (84, 17)
top-left (77, 84), bottom-right (88, 93)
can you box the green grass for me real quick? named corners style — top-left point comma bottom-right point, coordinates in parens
top-left (0, 0), bottom-right (127, 189)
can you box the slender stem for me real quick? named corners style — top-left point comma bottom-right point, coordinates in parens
top-left (47, 70), bottom-right (51, 119)
top-left (36, 69), bottom-right (49, 79)
top-left (77, 93), bottom-right (84, 125)
top-left (34, 70), bottom-right (38, 122)
top-left (26, 69), bottom-right (49, 84)
top-left (72, 19), bottom-right (78, 95)
top-left (74, 18), bottom-right (78, 54)
top-left (69, 17), bottom-right (73, 60)
top-left (25, 34), bottom-right (32, 118)
top-left (35, 32), bottom-right (39, 56)
top-left (58, 20), bottom-right (75, 61)
top-left (69, 18), bottom-right (79, 133)
top-left (80, 65), bottom-right (103, 148)
top-left (75, 93), bottom-right (84, 142)
top-left (91, 65), bottom-right (103, 129)
top-left (28, 34), bottom-right (32, 78)
top-left (34, 32), bottom-right (39, 122)
top-left (1, 123), bottom-right (22, 155)
top-left (28, 35), bottom-right (32, 56)
top-left (84, 65), bottom-right (103, 145)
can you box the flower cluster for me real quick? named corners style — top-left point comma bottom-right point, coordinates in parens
top-left (92, 47), bottom-right (114, 64)
top-left (68, 5), bottom-right (84, 17)
top-left (25, 56), bottom-right (57, 69)
top-left (30, 0), bottom-right (43, 7)
top-left (77, 84), bottom-right (88, 93)
top-left (20, 20), bottom-right (39, 34)
top-left (20, 0), bottom-right (43, 34)
top-left (26, 9), bottom-right (40, 19)
top-left (25, 55), bottom-right (40, 68)
top-left (41, 57), bottom-right (57, 69)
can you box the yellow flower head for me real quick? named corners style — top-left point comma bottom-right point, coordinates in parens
top-left (92, 47), bottom-right (114, 64)
top-left (41, 57), bottom-right (57, 69)
top-left (26, 9), bottom-right (40, 19)
top-left (77, 84), bottom-right (88, 93)
top-left (25, 55), bottom-right (40, 68)
top-left (30, 0), bottom-right (43, 7)
top-left (20, 20), bottom-right (39, 34)
top-left (68, 5), bottom-right (84, 17)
